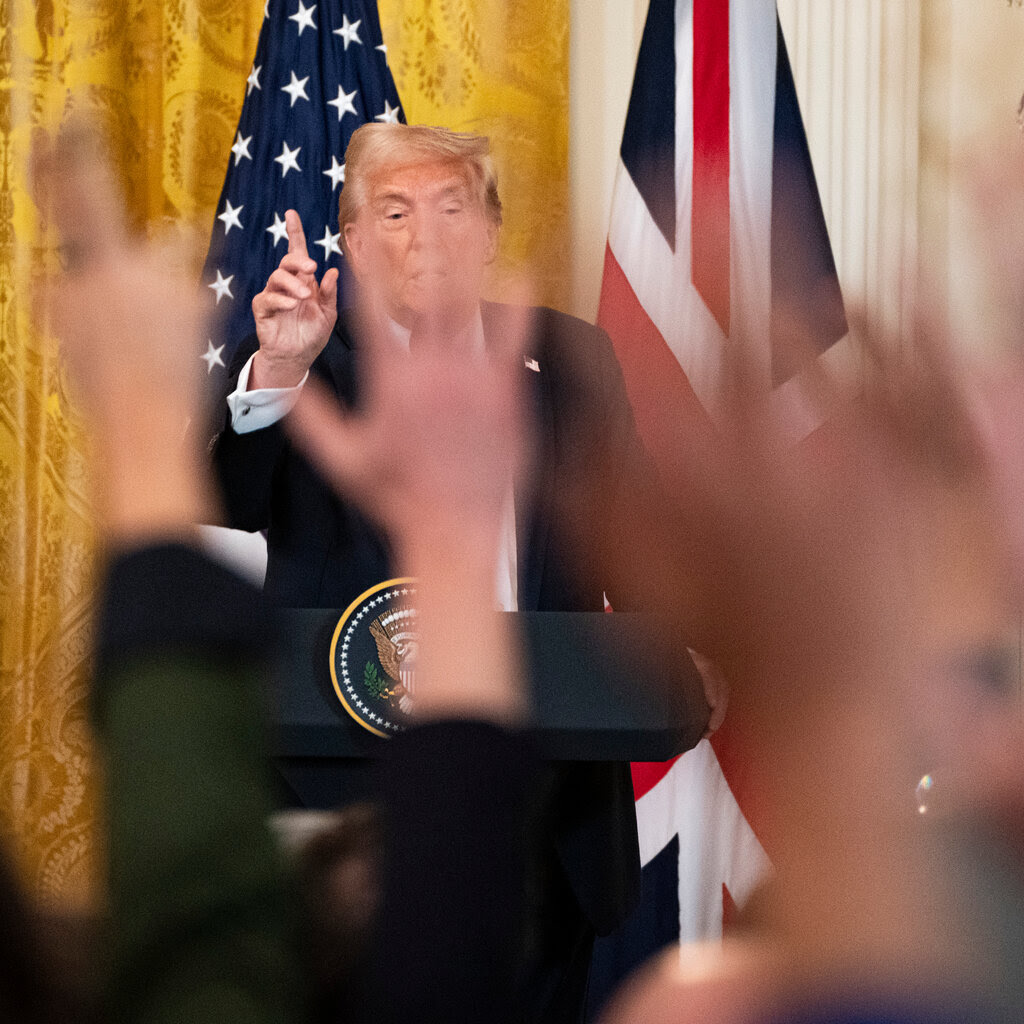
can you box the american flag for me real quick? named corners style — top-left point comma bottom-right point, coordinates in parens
top-left (200, 0), bottom-right (404, 381)
top-left (588, 0), bottom-right (846, 1012)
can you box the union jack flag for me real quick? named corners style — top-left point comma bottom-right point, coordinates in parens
top-left (589, 0), bottom-right (846, 1013)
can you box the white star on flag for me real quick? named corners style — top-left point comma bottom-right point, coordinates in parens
top-left (281, 70), bottom-right (310, 107)
top-left (327, 85), bottom-right (358, 121)
top-left (375, 100), bottom-right (400, 124)
top-left (230, 132), bottom-right (252, 166)
top-left (201, 340), bottom-right (226, 374)
top-left (266, 213), bottom-right (289, 246)
top-left (246, 64), bottom-right (261, 95)
top-left (323, 156), bottom-right (346, 190)
top-left (376, 44), bottom-right (387, 56)
top-left (218, 200), bottom-right (244, 235)
top-left (289, 0), bottom-right (316, 35)
top-left (315, 226), bottom-right (342, 259)
top-left (334, 14), bottom-right (361, 49)
top-left (208, 269), bottom-right (234, 304)
top-left (273, 141), bottom-right (302, 178)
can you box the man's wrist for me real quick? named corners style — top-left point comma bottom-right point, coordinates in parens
top-left (249, 350), bottom-right (312, 390)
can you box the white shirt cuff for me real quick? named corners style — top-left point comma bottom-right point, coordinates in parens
top-left (226, 353), bottom-right (309, 434)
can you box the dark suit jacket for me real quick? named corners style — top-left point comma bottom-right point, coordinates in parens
top-left (211, 302), bottom-right (650, 936)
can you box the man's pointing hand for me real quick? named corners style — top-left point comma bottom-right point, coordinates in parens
top-left (250, 209), bottom-right (339, 389)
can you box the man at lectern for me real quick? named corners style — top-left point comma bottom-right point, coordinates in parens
top-left (212, 123), bottom-right (655, 620)
top-left (210, 121), bottom-right (669, 1022)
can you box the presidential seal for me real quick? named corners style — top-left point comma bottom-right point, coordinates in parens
top-left (330, 579), bottom-right (419, 737)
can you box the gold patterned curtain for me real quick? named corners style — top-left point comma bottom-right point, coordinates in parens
top-left (0, 0), bottom-right (568, 907)
top-left (0, 0), bottom-right (261, 907)
top-left (378, 0), bottom-right (570, 310)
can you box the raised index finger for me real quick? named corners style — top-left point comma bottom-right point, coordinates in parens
top-left (285, 209), bottom-right (310, 258)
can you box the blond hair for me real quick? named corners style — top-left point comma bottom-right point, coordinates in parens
top-left (338, 123), bottom-right (502, 254)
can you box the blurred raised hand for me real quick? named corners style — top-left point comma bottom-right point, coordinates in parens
top-left (33, 120), bottom-right (216, 544)
top-left (286, 303), bottom-right (535, 722)
top-left (594, 291), bottom-right (1024, 1022)
top-left (286, 304), bottom-right (531, 567)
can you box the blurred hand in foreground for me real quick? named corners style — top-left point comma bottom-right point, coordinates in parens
top-left (286, 306), bottom-right (530, 565)
top-left (594, 305), bottom-right (1024, 1022)
top-left (33, 120), bottom-right (216, 545)
top-left (286, 306), bottom-right (534, 723)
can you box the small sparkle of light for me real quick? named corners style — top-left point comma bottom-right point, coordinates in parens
top-left (916, 774), bottom-right (933, 815)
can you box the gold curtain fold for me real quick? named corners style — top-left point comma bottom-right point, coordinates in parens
top-left (377, 0), bottom-right (571, 311)
top-left (0, 0), bottom-right (262, 907)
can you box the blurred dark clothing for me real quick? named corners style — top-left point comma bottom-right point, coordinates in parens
top-left (0, 851), bottom-right (96, 1024)
top-left (940, 815), bottom-right (1024, 1024)
top-left (352, 720), bottom-right (544, 1024)
top-left (93, 544), bottom-right (304, 1024)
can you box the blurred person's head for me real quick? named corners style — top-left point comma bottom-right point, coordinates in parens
top-left (340, 124), bottom-right (501, 334)
top-left (293, 803), bottom-right (382, 1022)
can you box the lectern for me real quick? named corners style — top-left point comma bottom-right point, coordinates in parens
top-left (270, 610), bottom-right (710, 808)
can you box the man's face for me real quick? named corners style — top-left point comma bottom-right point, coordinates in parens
top-left (344, 158), bottom-right (497, 333)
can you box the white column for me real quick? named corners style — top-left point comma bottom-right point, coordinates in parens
top-left (941, 0), bottom-right (1024, 358)
top-left (777, 0), bottom-right (922, 348)
top-left (567, 0), bottom-right (647, 322)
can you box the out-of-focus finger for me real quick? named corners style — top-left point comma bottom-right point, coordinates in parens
top-left (152, 221), bottom-right (207, 281)
top-left (849, 300), bottom-right (984, 485)
top-left (285, 209), bottom-right (310, 260)
top-left (348, 285), bottom-right (404, 411)
top-left (33, 118), bottom-right (128, 272)
top-left (286, 377), bottom-right (369, 499)
top-left (760, 299), bottom-right (860, 451)
top-left (969, 368), bottom-right (1024, 556)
